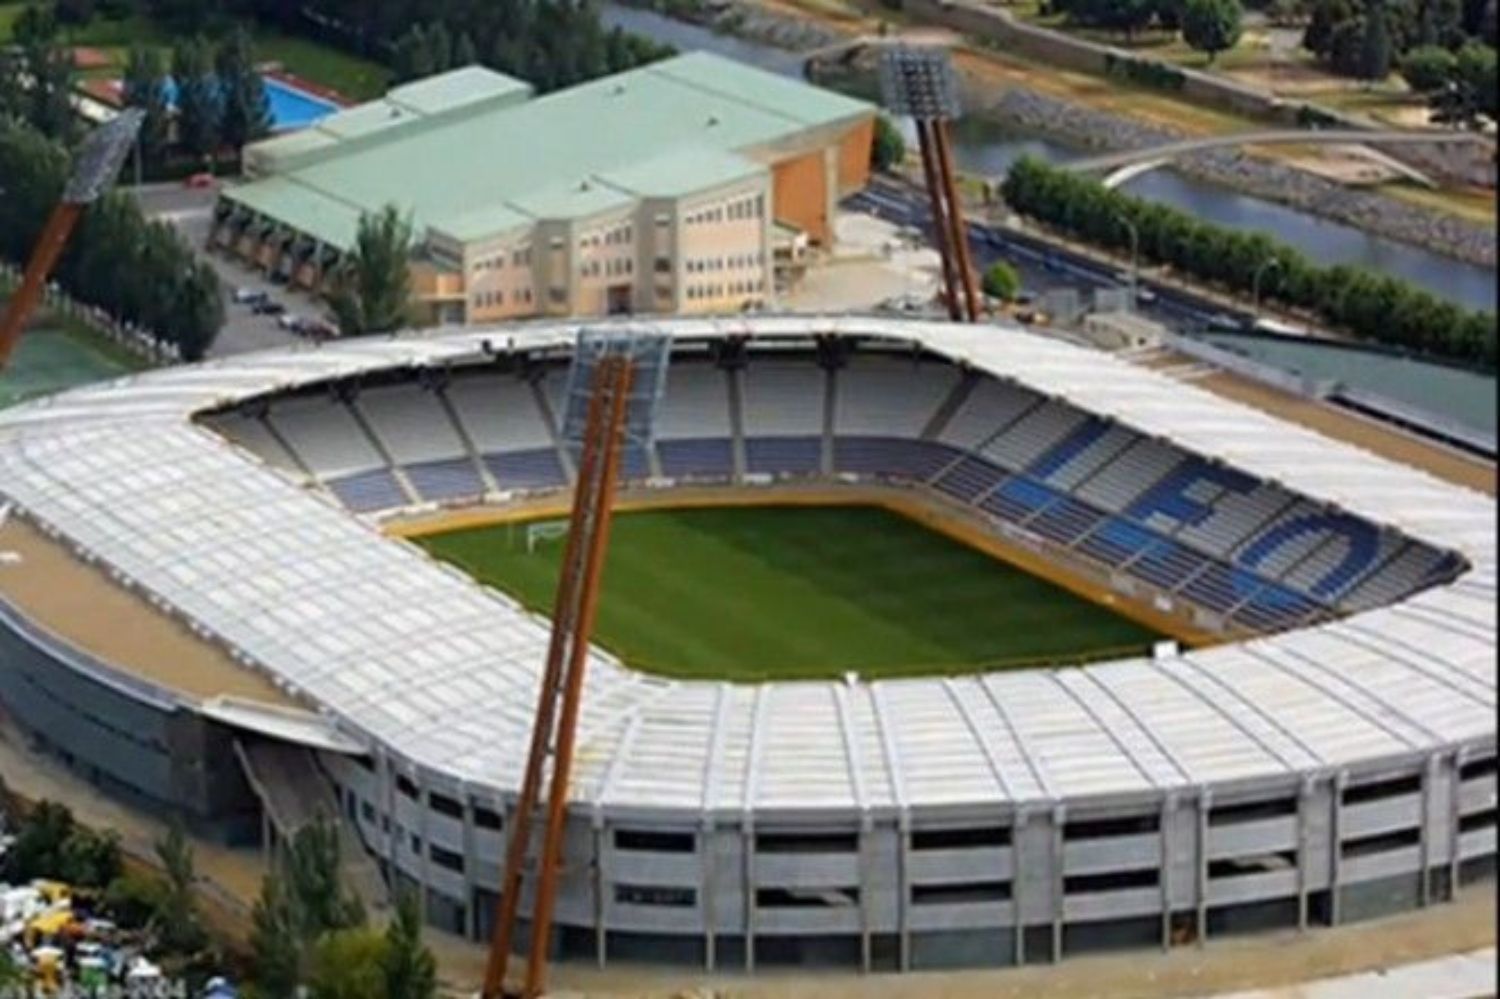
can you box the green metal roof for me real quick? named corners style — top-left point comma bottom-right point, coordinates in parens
top-left (234, 52), bottom-right (874, 249)
top-left (385, 65), bottom-right (533, 116)
top-left (598, 147), bottom-right (762, 199)
top-left (223, 176), bottom-right (362, 251)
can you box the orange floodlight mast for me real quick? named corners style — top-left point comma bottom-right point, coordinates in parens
top-left (0, 109), bottom-right (145, 368)
top-left (879, 48), bottom-right (980, 322)
top-left (484, 352), bottom-right (636, 999)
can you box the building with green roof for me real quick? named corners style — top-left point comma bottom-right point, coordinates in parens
top-left (212, 53), bottom-right (876, 324)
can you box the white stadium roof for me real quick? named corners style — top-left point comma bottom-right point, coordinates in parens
top-left (0, 316), bottom-right (1492, 816)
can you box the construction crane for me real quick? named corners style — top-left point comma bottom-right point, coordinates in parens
top-left (483, 331), bottom-right (669, 999)
top-left (0, 109), bottom-right (145, 369)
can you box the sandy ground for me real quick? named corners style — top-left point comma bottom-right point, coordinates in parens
top-left (784, 212), bottom-right (944, 313)
top-left (0, 516), bottom-right (293, 706)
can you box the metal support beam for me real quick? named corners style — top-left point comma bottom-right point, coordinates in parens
top-left (484, 356), bottom-right (635, 999)
top-left (932, 120), bottom-right (980, 322)
top-left (0, 203), bottom-right (83, 367)
top-left (914, 121), bottom-right (962, 322)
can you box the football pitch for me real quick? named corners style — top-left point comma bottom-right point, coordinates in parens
top-left (0, 326), bottom-right (138, 409)
top-left (417, 504), bottom-right (1162, 681)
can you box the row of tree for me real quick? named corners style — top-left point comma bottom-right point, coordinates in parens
top-left (1001, 156), bottom-right (1496, 369)
top-left (0, 6), bottom-right (81, 144)
top-left (0, 118), bottom-right (224, 360)
top-left (250, 821), bottom-right (435, 999)
top-left (1047, 0), bottom-right (1250, 61)
top-left (1304, 0), bottom-right (1496, 85)
top-left (139, 0), bottom-right (674, 94)
top-left (1400, 40), bottom-right (1498, 123)
top-left (119, 28), bottom-right (273, 173)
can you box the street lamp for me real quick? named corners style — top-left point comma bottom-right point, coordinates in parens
top-left (1252, 256), bottom-right (1280, 320)
top-left (1116, 214), bottom-right (1139, 311)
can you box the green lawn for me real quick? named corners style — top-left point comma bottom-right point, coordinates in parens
top-left (0, 326), bottom-right (139, 408)
top-left (0, 6), bottom-right (392, 100)
top-left (417, 505), bottom-right (1162, 682)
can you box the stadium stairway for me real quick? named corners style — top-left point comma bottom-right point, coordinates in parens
top-left (434, 388), bottom-right (501, 495)
top-left (233, 739), bottom-right (392, 927)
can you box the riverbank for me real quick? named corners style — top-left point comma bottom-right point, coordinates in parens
top-left (690, 0), bottom-right (1497, 269)
top-left (979, 87), bottom-right (1497, 269)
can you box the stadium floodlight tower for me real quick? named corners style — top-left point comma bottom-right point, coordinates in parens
top-left (0, 109), bottom-right (145, 368)
top-left (484, 327), bottom-right (671, 999)
top-left (878, 46), bottom-right (979, 323)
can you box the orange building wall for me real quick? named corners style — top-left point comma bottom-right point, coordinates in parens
top-left (836, 118), bottom-right (875, 194)
top-left (772, 149), bottom-right (829, 246)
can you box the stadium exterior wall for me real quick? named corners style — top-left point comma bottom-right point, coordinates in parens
top-left (0, 598), bottom-right (262, 842)
top-left (0, 318), bottom-right (1491, 972)
top-left (320, 746), bottom-right (1496, 969)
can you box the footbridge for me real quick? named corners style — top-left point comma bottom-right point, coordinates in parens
top-left (801, 30), bottom-right (960, 75)
top-left (1064, 129), bottom-right (1493, 190)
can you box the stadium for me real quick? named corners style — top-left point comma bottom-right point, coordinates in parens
top-left (0, 314), bottom-right (1492, 974)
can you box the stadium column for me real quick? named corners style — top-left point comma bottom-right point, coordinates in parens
top-left (1329, 770), bottom-right (1346, 926)
top-left (1296, 773), bottom-right (1316, 931)
top-left (1195, 788), bottom-right (1211, 945)
top-left (381, 749), bottom-right (398, 900)
top-left (592, 817), bottom-right (606, 968)
top-left (742, 820), bottom-right (757, 972)
top-left (418, 773), bottom-right (432, 923)
top-left (1447, 747), bottom-right (1467, 900)
top-left (1158, 792), bottom-right (1174, 951)
top-left (461, 795), bottom-right (478, 940)
top-left (1418, 751), bottom-right (1442, 907)
top-left (1050, 804), bottom-right (1065, 962)
top-left (896, 810), bottom-right (911, 972)
top-left (700, 820), bottom-right (717, 971)
top-left (858, 814), bottom-right (872, 973)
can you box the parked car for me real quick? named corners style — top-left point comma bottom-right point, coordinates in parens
top-left (252, 300), bottom-right (286, 317)
top-left (184, 172), bottom-right (216, 190)
top-left (231, 288), bottom-right (268, 305)
top-left (276, 314), bottom-right (303, 332)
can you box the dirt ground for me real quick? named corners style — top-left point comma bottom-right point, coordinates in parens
top-left (0, 516), bottom-right (293, 706)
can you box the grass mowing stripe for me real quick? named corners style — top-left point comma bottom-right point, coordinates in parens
top-left (417, 504), bottom-right (1163, 681)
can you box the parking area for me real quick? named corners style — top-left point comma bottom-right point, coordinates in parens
top-left (129, 183), bottom-right (327, 357)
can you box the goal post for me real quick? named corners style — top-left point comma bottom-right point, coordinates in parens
top-left (525, 520), bottom-right (569, 554)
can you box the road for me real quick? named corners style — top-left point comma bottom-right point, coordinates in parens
top-left (847, 177), bottom-right (1255, 333)
top-left (129, 183), bottom-right (319, 357)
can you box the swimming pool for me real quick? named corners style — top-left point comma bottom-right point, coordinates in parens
top-left (155, 75), bottom-right (340, 131)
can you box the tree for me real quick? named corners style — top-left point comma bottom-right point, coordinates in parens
top-left (123, 46), bottom-right (172, 173)
top-left (309, 928), bottom-right (389, 999)
top-left (381, 892), bottom-right (436, 999)
top-left (1304, 0), bottom-right (1358, 56)
top-left (870, 115), bottom-right (905, 172)
top-left (1402, 42), bottom-right (1460, 88)
top-left (250, 873), bottom-right (304, 999)
top-left (55, 0), bottom-right (96, 25)
top-left (2, 801), bottom-right (76, 884)
top-left (103, 872), bottom-right (169, 931)
top-left (392, 25), bottom-right (433, 83)
top-left (982, 260), bottom-right (1022, 301)
top-left (173, 37), bottom-right (221, 164)
top-left (1182, 0), bottom-right (1245, 63)
top-left (454, 32), bottom-right (478, 68)
top-left (329, 205), bottom-right (414, 336)
top-left (216, 26), bottom-right (273, 153)
top-left (1456, 40), bottom-right (1497, 114)
top-left (1360, 0), bottom-right (1394, 80)
top-left (426, 21), bottom-right (454, 74)
top-left (154, 823), bottom-right (208, 954)
top-left (250, 819), bottom-right (367, 995)
top-left (58, 828), bottom-right (121, 888)
top-left (23, 40), bottom-right (77, 143)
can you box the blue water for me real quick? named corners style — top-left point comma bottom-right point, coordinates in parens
top-left (160, 75), bottom-right (337, 131)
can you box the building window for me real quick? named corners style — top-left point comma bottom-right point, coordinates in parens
top-left (430, 844), bottom-right (465, 873)
top-left (614, 884), bottom-right (695, 907)
top-left (549, 287), bottom-right (566, 304)
top-left (474, 807), bottom-right (502, 831)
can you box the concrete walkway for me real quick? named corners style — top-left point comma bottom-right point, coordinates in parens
top-left (1205, 947), bottom-right (1496, 999)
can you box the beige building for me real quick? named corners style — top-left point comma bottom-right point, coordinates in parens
top-left (214, 54), bottom-right (876, 324)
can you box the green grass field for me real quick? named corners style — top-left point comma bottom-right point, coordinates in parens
top-left (417, 505), bottom-right (1162, 681)
top-left (0, 327), bottom-right (138, 408)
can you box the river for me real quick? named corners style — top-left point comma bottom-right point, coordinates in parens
top-left (602, 3), bottom-right (1496, 310)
